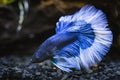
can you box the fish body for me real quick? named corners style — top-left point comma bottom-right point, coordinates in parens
top-left (31, 5), bottom-right (113, 72)
top-left (31, 32), bottom-right (78, 63)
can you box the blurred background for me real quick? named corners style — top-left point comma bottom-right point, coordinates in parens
top-left (0, 0), bottom-right (120, 59)
top-left (0, 0), bottom-right (120, 80)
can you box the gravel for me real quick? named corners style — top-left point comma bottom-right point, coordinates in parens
top-left (0, 56), bottom-right (120, 80)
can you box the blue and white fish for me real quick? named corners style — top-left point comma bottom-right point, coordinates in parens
top-left (31, 5), bottom-right (113, 72)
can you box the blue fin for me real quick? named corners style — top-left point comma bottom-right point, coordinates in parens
top-left (53, 5), bottom-right (113, 72)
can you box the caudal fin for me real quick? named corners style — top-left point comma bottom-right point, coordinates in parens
top-left (53, 5), bottom-right (113, 72)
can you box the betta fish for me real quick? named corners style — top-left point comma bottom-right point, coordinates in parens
top-left (30, 5), bottom-right (113, 72)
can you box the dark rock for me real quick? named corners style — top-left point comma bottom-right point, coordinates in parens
top-left (107, 73), bottom-right (112, 77)
top-left (0, 57), bottom-right (9, 66)
top-left (115, 71), bottom-right (120, 76)
top-left (105, 68), bottom-right (112, 72)
top-left (79, 76), bottom-right (85, 80)
top-left (93, 72), bottom-right (98, 76)
top-left (35, 72), bottom-right (41, 76)
top-left (90, 76), bottom-right (95, 80)
top-left (0, 56), bottom-right (120, 80)
top-left (61, 74), bottom-right (68, 80)
top-left (2, 67), bottom-right (8, 72)
top-left (99, 75), bottom-right (107, 80)
top-left (51, 72), bottom-right (57, 76)
top-left (28, 64), bottom-right (38, 70)
top-left (57, 69), bottom-right (62, 77)
top-left (22, 69), bottom-right (33, 79)
top-left (0, 72), bottom-right (3, 78)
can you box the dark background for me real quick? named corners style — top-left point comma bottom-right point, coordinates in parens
top-left (0, 0), bottom-right (119, 58)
